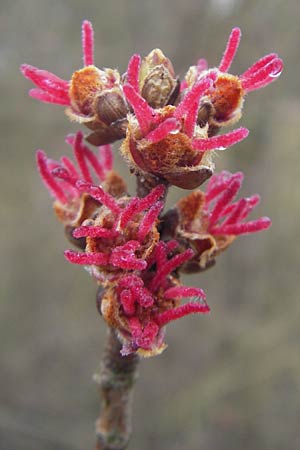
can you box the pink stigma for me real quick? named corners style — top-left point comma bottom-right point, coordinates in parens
top-left (240, 53), bottom-right (278, 79)
top-left (156, 302), bottom-right (210, 327)
top-left (197, 58), bottom-right (209, 73)
top-left (240, 56), bottom-right (283, 92)
top-left (165, 286), bottom-right (206, 301)
top-left (76, 180), bottom-right (121, 214)
top-left (28, 88), bottom-right (70, 106)
top-left (208, 173), bottom-right (244, 226)
top-left (21, 64), bottom-right (70, 106)
top-left (73, 226), bottom-right (119, 239)
top-left (123, 84), bottom-right (157, 136)
top-left (212, 216), bottom-right (271, 235)
top-left (126, 54), bottom-right (141, 93)
top-left (82, 20), bottom-right (94, 66)
top-left (119, 184), bottom-right (165, 229)
top-left (146, 118), bottom-right (180, 143)
top-left (99, 144), bottom-right (113, 172)
top-left (64, 250), bottom-right (110, 265)
top-left (137, 201), bottom-right (164, 241)
top-left (219, 27), bottom-right (242, 73)
top-left (175, 74), bottom-right (216, 137)
top-left (149, 248), bottom-right (194, 291)
top-left (203, 171), bottom-right (272, 237)
top-left (110, 241), bottom-right (147, 271)
top-left (67, 132), bottom-right (106, 182)
top-left (192, 127), bottom-right (249, 152)
top-left (36, 150), bottom-right (68, 204)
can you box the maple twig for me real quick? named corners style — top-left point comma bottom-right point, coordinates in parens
top-left (94, 327), bottom-right (139, 450)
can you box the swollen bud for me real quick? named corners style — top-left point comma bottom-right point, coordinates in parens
top-left (139, 49), bottom-right (180, 108)
top-left (67, 66), bottom-right (129, 145)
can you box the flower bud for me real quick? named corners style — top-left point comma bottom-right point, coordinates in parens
top-left (54, 192), bottom-right (100, 228)
top-left (95, 88), bottom-right (128, 126)
top-left (163, 190), bottom-right (229, 272)
top-left (183, 27), bottom-right (283, 135)
top-left (139, 49), bottom-right (180, 108)
top-left (121, 102), bottom-right (215, 190)
top-left (161, 171), bottom-right (271, 273)
top-left (67, 66), bottom-right (129, 145)
top-left (65, 184), bottom-right (165, 281)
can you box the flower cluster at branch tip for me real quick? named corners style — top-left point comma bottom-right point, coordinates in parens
top-left (23, 21), bottom-right (282, 356)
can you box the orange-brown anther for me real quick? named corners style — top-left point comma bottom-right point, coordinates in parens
top-left (139, 133), bottom-right (201, 173)
top-left (69, 66), bottom-right (106, 116)
top-left (184, 68), bottom-right (245, 133)
top-left (83, 197), bottom-right (160, 279)
top-left (177, 191), bottom-right (206, 230)
top-left (122, 104), bottom-right (215, 189)
top-left (100, 281), bottom-right (177, 357)
top-left (124, 128), bottom-right (214, 189)
top-left (209, 74), bottom-right (244, 125)
top-left (162, 190), bottom-right (235, 272)
top-left (67, 66), bottom-right (129, 145)
top-left (54, 193), bottom-right (100, 227)
top-left (101, 287), bottom-right (125, 329)
top-left (102, 171), bottom-right (128, 198)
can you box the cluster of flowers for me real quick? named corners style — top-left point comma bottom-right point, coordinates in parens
top-left (22, 21), bottom-right (282, 356)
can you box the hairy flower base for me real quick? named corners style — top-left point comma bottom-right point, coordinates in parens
top-left (64, 183), bottom-right (165, 281)
top-left (21, 21), bottom-right (129, 146)
top-left (99, 242), bottom-right (209, 357)
top-left (162, 171), bottom-right (271, 272)
top-left (121, 73), bottom-right (249, 188)
top-left (36, 131), bottom-right (126, 228)
top-left (184, 27), bottom-right (283, 132)
top-left (66, 65), bottom-right (129, 146)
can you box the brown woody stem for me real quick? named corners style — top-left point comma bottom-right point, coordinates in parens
top-left (94, 327), bottom-right (139, 450)
top-left (136, 172), bottom-right (169, 198)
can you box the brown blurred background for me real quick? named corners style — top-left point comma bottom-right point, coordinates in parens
top-left (1, 0), bottom-right (299, 449)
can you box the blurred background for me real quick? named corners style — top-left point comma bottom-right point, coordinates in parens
top-left (1, 0), bottom-right (299, 449)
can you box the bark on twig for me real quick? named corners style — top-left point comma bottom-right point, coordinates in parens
top-left (94, 328), bottom-right (139, 450)
top-left (136, 172), bottom-right (169, 198)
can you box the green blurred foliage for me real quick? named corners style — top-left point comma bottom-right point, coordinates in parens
top-left (0, 0), bottom-right (299, 449)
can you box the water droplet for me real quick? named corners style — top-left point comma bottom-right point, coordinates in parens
top-left (270, 69), bottom-right (282, 78)
top-left (215, 146), bottom-right (227, 151)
